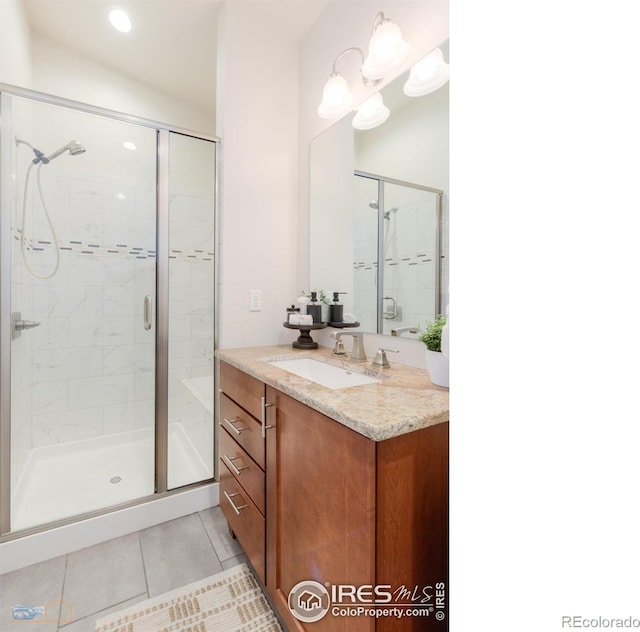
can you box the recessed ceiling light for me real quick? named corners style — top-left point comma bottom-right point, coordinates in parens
top-left (122, 141), bottom-right (137, 151)
top-left (116, 193), bottom-right (126, 200)
top-left (109, 9), bottom-right (132, 33)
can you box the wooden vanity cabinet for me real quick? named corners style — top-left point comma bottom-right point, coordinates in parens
top-left (218, 361), bottom-right (448, 631)
top-left (219, 362), bottom-right (267, 583)
top-left (265, 386), bottom-right (448, 632)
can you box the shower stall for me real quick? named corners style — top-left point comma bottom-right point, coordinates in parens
top-left (352, 170), bottom-right (443, 335)
top-left (0, 85), bottom-right (218, 540)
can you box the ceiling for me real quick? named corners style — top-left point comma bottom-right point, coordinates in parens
top-left (22, 0), bottom-right (330, 113)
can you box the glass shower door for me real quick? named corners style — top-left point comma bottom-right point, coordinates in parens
top-left (5, 95), bottom-right (157, 532)
top-left (381, 182), bottom-right (440, 336)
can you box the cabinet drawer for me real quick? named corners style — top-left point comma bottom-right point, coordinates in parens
top-left (220, 393), bottom-right (265, 469)
top-left (219, 427), bottom-right (265, 515)
top-left (220, 460), bottom-right (265, 584)
top-left (220, 361), bottom-right (265, 421)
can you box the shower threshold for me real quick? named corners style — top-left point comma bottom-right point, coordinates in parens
top-left (10, 422), bottom-right (211, 533)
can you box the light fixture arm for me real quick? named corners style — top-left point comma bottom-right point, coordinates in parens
top-left (329, 47), bottom-right (381, 88)
top-left (331, 47), bottom-right (364, 74)
top-left (371, 11), bottom-right (389, 34)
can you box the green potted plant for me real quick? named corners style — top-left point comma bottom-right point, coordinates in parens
top-left (419, 314), bottom-right (449, 388)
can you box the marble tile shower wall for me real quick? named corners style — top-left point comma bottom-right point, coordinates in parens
top-left (10, 166), bottom-right (214, 491)
top-left (353, 196), bottom-right (446, 332)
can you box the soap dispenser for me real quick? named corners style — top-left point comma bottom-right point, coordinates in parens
top-left (296, 293), bottom-right (310, 315)
top-left (329, 292), bottom-right (346, 324)
top-left (307, 291), bottom-right (322, 324)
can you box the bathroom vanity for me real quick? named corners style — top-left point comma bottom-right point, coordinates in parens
top-left (217, 346), bottom-right (449, 631)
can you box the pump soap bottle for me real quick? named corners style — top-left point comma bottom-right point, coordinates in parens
top-left (329, 292), bottom-right (346, 324)
top-left (307, 291), bottom-right (322, 324)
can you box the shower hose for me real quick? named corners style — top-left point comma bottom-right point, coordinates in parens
top-left (20, 160), bottom-right (61, 280)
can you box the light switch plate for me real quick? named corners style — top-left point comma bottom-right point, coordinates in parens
top-left (249, 289), bottom-right (262, 312)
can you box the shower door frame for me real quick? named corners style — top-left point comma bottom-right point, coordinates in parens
top-left (354, 170), bottom-right (444, 333)
top-left (0, 83), bottom-right (220, 540)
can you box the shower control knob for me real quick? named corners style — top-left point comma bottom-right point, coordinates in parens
top-left (14, 319), bottom-right (41, 331)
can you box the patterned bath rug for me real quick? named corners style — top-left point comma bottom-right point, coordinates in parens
top-left (94, 563), bottom-right (282, 632)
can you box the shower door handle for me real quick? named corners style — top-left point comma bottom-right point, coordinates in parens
top-left (383, 296), bottom-right (397, 319)
top-left (143, 295), bottom-right (152, 330)
top-left (14, 319), bottom-right (40, 331)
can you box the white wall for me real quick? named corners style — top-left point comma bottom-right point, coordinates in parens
top-left (30, 34), bottom-right (214, 134)
top-left (216, 1), bottom-right (299, 349)
top-left (298, 0), bottom-right (449, 367)
top-left (0, 0), bottom-right (32, 86)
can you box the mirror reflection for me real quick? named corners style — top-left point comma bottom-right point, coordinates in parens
top-left (309, 42), bottom-right (449, 337)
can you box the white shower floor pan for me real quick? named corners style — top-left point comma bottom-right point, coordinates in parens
top-left (11, 423), bottom-right (212, 533)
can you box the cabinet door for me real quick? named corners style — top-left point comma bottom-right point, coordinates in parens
top-left (265, 386), bottom-right (376, 632)
top-left (376, 423), bottom-right (449, 632)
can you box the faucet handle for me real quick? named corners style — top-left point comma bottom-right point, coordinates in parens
top-left (372, 347), bottom-right (399, 368)
top-left (332, 338), bottom-right (347, 356)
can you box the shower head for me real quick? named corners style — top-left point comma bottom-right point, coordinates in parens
top-left (368, 200), bottom-right (399, 219)
top-left (43, 140), bottom-right (86, 164)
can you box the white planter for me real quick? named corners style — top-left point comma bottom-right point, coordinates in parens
top-left (425, 349), bottom-right (449, 388)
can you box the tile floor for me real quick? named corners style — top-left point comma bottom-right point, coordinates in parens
top-left (0, 507), bottom-right (251, 632)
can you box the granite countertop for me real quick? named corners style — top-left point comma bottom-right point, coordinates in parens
top-left (216, 345), bottom-right (448, 442)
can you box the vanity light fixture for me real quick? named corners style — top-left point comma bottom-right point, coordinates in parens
top-left (109, 9), bottom-right (132, 33)
top-left (317, 12), bottom-right (408, 120)
top-left (403, 47), bottom-right (449, 97)
top-left (352, 93), bottom-right (389, 130)
top-left (362, 12), bottom-right (410, 81)
top-left (317, 72), bottom-right (354, 119)
top-left (317, 47), bottom-right (381, 120)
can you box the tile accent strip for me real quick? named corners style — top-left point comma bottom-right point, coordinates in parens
top-left (352, 252), bottom-right (439, 270)
top-left (13, 228), bottom-right (213, 262)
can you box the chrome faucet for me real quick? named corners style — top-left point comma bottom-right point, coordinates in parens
top-left (333, 331), bottom-right (367, 362)
top-left (391, 326), bottom-right (419, 337)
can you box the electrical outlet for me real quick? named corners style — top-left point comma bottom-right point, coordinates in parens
top-left (249, 289), bottom-right (262, 312)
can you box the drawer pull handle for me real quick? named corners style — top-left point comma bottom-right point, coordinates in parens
top-left (224, 490), bottom-right (247, 515)
top-left (224, 417), bottom-right (247, 435)
top-left (223, 454), bottom-right (248, 476)
top-left (260, 396), bottom-right (274, 439)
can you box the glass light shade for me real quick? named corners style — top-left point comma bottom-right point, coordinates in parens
top-left (317, 74), bottom-right (354, 119)
top-left (362, 21), bottom-right (410, 80)
top-left (352, 93), bottom-right (390, 130)
top-left (109, 9), bottom-right (132, 33)
top-left (403, 48), bottom-right (450, 97)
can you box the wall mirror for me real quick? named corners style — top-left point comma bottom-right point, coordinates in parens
top-left (309, 41), bottom-right (449, 337)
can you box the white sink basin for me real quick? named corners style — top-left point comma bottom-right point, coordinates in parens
top-left (268, 358), bottom-right (380, 390)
